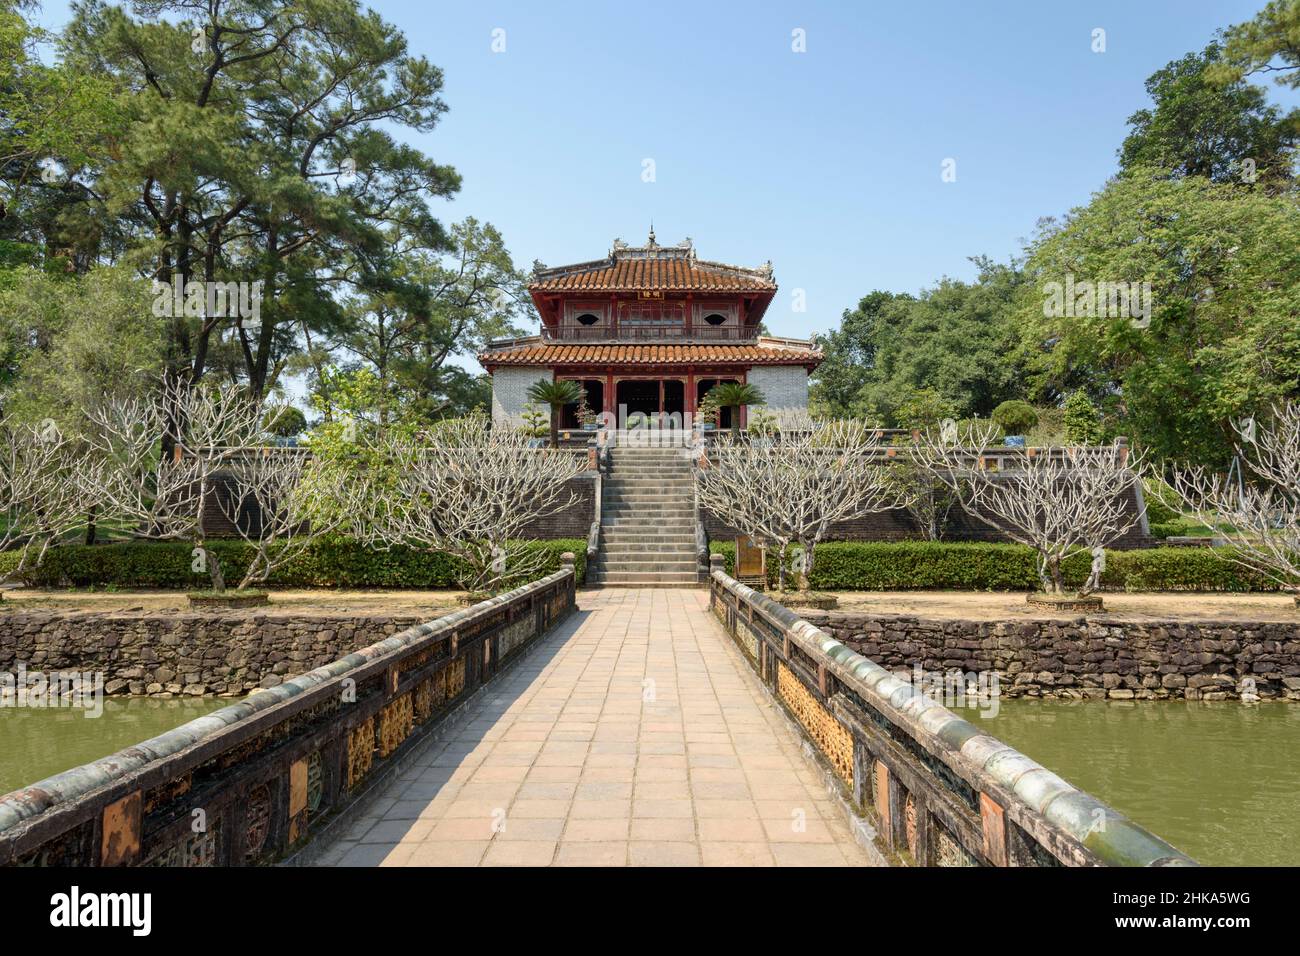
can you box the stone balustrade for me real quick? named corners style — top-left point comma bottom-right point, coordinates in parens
top-left (0, 560), bottom-right (577, 866)
top-left (708, 556), bottom-right (1197, 867)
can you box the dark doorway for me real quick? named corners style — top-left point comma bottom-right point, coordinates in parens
top-left (560, 379), bottom-right (603, 428)
top-left (662, 380), bottom-right (684, 421)
top-left (697, 378), bottom-right (739, 429)
top-left (616, 379), bottom-right (660, 419)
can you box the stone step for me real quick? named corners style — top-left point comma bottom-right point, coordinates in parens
top-left (603, 489), bottom-right (696, 496)
top-left (601, 541), bottom-right (697, 553)
top-left (605, 470), bottom-right (693, 480)
top-left (603, 512), bottom-right (696, 520)
top-left (597, 563), bottom-right (698, 575)
top-left (591, 581), bottom-right (701, 589)
top-left (603, 505), bottom-right (694, 515)
top-left (603, 515), bottom-right (696, 522)
top-left (590, 570), bottom-right (701, 585)
top-left (600, 530), bottom-right (702, 546)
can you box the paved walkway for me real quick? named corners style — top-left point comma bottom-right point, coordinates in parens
top-left (313, 588), bottom-right (876, 867)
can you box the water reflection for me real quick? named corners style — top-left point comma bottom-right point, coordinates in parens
top-left (960, 699), bottom-right (1300, 866)
top-left (0, 697), bottom-right (230, 796)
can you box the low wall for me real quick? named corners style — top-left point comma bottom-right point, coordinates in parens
top-left (798, 610), bottom-right (1300, 702)
top-left (518, 470), bottom-right (597, 539)
top-left (0, 564), bottom-right (577, 866)
top-left (0, 612), bottom-right (429, 698)
top-left (708, 560), bottom-right (1196, 867)
top-left (703, 490), bottom-right (1154, 549)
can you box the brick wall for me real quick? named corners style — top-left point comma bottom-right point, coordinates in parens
top-left (518, 471), bottom-right (597, 539)
top-left (746, 366), bottom-right (809, 412)
top-left (492, 367), bottom-right (550, 424)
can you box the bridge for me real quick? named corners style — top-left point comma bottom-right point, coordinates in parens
top-left (0, 555), bottom-right (1195, 867)
top-left (304, 587), bottom-right (876, 867)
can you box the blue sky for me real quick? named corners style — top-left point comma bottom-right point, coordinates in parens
top-left (34, 0), bottom-right (1300, 371)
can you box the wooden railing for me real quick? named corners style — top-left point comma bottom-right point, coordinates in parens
top-left (708, 560), bottom-right (1197, 867)
top-left (541, 325), bottom-right (758, 342)
top-left (0, 563), bottom-right (577, 866)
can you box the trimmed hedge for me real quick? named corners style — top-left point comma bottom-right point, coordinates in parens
top-left (0, 539), bottom-right (586, 590)
top-left (708, 540), bottom-right (1281, 593)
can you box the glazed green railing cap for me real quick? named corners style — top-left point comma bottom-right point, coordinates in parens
top-left (709, 569), bottom-right (1198, 868)
top-left (0, 569), bottom-right (571, 836)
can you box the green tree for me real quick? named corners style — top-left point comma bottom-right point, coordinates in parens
top-left (330, 218), bottom-right (526, 424)
top-left (0, 264), bottom-right (162, 428)
top-left (814, 259), bottom-right (1029, 425)
top-left (894, 387), bottom-right (956, 431)
top-left (1016, 167), bottom-right (1300, 464)
top-left (1212, 0), bottom-right (1300, 90)
top-left (1062, 392), bottom-right (1104, 445)
top-left (809, 290), bottom-right (899, 416)
top-left (59, 0), bottom-right (461, 395)
top-left (526, 379), bottom-right (582, 448)
top-left (1119, 43), bottom-right (1298, 186)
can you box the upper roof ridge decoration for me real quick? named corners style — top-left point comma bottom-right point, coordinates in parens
top-left (527, 235), bottom-right (777, 293)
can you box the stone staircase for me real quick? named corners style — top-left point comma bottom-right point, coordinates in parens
top-left (590, 445), bottom-right (700, 588)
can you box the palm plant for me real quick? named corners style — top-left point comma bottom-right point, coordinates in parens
top-left (706, 382), bottom-right (765, 440)
top-left (526, 379), bottom-right (584, 447)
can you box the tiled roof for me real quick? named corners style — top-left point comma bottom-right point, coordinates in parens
top-left (529, 236), bottom-right (776, 293)
top-left (479, 339), bottom-right (822, 369)
top-left (532, 258), bottom-right (775, 293)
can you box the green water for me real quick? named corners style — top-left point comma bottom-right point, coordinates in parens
top-left (960, 699), bottom-right (1300, 866)
top-left (0, 697), bottom-right (230, 796)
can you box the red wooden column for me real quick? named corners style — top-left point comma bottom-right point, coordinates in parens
top-left (686, 367), bottom-right (696, 418)
top-left (605, 369), bottom-right (616, 424)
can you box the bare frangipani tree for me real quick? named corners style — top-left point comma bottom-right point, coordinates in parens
top-left (84, 377), bottom-right (273, 592)
top-left (1172, 402), bottom-right (1300, 599)
top-left (697, 418), bottom-right (900, 591)
top-left (357, 415), bottom-right (586, 593)
top-left (0, 419), bottom-right (100, 588)
top-left (217, 448), bottom-right (354, 591)
top-left (916, 423), bottom-right (1145, 596)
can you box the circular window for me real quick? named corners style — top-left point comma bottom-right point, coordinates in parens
top-left (704, 313), bottom-right (726, 326)
top-left (576, 312), bottom-right (600, 326)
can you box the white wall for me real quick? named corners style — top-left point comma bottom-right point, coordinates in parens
top-left (491, 367), bottom-right (551, 424)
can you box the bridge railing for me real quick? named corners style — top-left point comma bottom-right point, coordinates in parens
top-left (707, 560), bottom-right (1197, 867)
top-left (0, 561), bottom-right (578, 867)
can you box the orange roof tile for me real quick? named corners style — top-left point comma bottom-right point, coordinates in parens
top-left (531, 257), bottom-right (775, 293)
top-left (530, 238), bottom-right (776, 294)
top-left (479, 341), bottom-right (822, 369)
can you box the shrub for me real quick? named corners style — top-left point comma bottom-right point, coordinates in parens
top-left (991, 400), bottom-right (1039, 435)
top-left (1063, 392), bottom-right (1104, 444)
top-left (0, 538), bottom-right (586, 590)
top-left (707, 540), bottom-right (1279, 592)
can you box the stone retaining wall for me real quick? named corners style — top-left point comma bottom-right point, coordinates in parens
top-left (797, 609), bottom-right (1300, 702)
top-left (0, 612), bottom-right (427, 698)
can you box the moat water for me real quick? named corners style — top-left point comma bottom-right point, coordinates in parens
top-left (957, 698), bottom-right (1300, 866)
top-left (1, 695), bottom-right (1296, 865)
top-left (0, 697), bottom-right (229, 796)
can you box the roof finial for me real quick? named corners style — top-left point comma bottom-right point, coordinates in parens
top-left (647, 222), bottom-right (656, 247)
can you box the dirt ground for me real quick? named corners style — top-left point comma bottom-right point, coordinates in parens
top-left (823, 590), bottom-right (1300, 623)
top-left (1, 586), bottom-right (1296, 624)
top-left (0, 588), bottom-right (469, 618)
